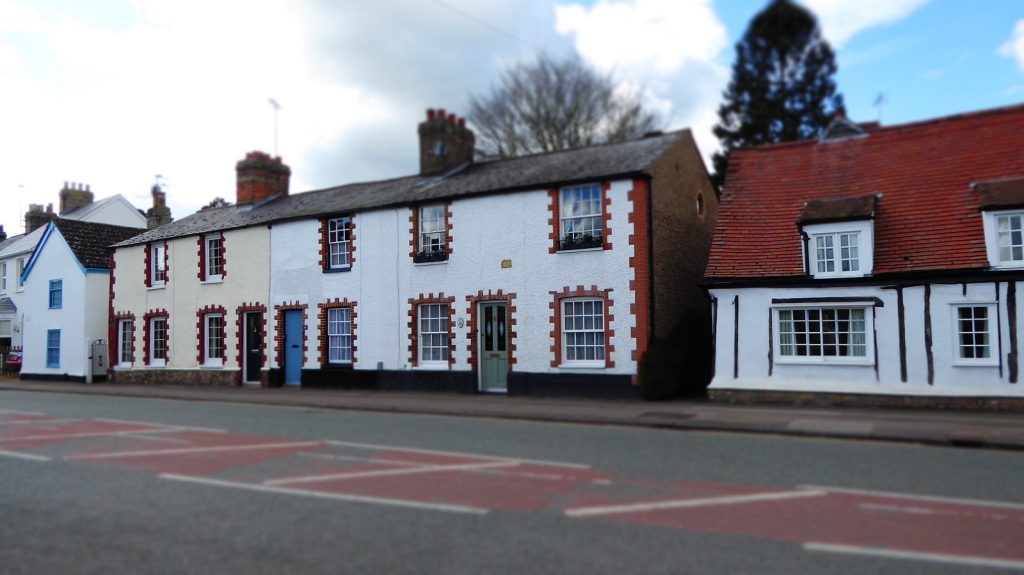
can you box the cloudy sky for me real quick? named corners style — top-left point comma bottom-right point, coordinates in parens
top-left (0, 0), bottom-right (1022, 235)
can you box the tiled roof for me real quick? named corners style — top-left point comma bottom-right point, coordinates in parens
top-left (706, 104), bottom-right (1024, 280)
top-left (52, 219), bottom-right (142, 269)
top-left (113, 130), bottom-right (692, 247)
top-left (975, 176), bottom-right (1024, 210)
top-left (0, 228), bottom-right (44, 259)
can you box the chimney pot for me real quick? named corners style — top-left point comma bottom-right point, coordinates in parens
top-left (458, 118), bottom-right (465, 128)
top-left (448, 113), bottom-right (456, 124)
top-left (236, 151), bottom-right (291, 205)
top-left (437, 108), bottom-right (446, 120)
top-left (417, 106), bottom-right (475, 177)
top-left (427, 109), bottom-right (435, 121)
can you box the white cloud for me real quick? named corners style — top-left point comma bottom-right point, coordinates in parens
top-left (555, 0), bottom-right (728, 164)
top-left (1001, 19), bottom-right (1024, 70)
top-left (802, 0), bottom-right (929, 47)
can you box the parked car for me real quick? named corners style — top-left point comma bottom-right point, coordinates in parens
top-left (4, 350), bottom-right (22, 373)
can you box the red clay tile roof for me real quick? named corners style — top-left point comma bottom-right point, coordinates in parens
top-left (799, 193), bottom-right (876, 224)
top-left (706, 104), bottom-right (1024, 280)
top-left (975, 176), bottom-right (1024, 210)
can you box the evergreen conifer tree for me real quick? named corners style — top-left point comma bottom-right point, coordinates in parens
top-left (712, 0), bottom-right (843, 189)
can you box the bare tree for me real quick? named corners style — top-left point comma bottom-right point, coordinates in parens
top-left (468, 53), bottom-right (660, 158)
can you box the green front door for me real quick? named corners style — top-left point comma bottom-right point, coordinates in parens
top-left (479, 302), bottom-right (508, 393)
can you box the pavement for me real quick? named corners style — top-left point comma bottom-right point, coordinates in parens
top-left (2, 377), bottom-right (1024, 451)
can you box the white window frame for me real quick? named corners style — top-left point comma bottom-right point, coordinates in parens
top-left (1, 261), bottom-right (6, 293)
top-left (418, 205), bottom-right (446, 256)
top-left (982, 210), bottom-right (1024, 269)
top-left (150, 317), bottom-right (167, 368)
top-left (417, 303), bottom-right (449, 367)
top-left (117, 319), bottom-right (133, 367)
top-left (802, 220), bottom-right (873, 278)
top-left (327, 307), bottom-right (353, 364)
top-left (151, 243), bottom-right (166, 287)
top-left (16, 257), bottom-right (25, 290)
top-left (327, 217), bottom-right (352, 270)
top-left (561, 297), bottom-right (607, 368)
top-left (205, 235), bottom-right (223, 281)
top-left (951, 303), bottom-right (998, 367)
top-left (559, 185), bottom-right (603, 249)
top-left (204, 313), bottom-right (225, 368)
top-left (773, 304), bottom-right (874, 365)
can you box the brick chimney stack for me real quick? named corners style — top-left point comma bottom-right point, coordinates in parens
top-left (236, 151), bottom-right (291, 205)
top-left (146, 183), bottom-right (173, 229)
top-left (418, 108), bottom-right (475, 177)
top-left (25, 203), bottom-right (55, 233)
top-left (0, 225), bottom-right (6, 241)
top-left (59, 182), bottom-right (94, 214)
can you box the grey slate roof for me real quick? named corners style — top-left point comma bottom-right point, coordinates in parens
top-left (0, 297), bottom-right (15, 314)
top-left (0, 227), bottom-right (45, 259)
top-left (113, 130), bottom-right (691, 248)
top-left (52, 219), bottom-right (143, 269)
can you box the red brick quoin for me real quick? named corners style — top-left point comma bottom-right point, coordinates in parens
top-left (195, 305), bottom-right (228, 365)
top-left (317, 298), bottom-right (358, 366)
top-left (549, 286), bottom-right (615, 369)
top-left (407, 293), bottom-right (456, 367)
top-left (627, 177), bottom-right (651, 363)
top-left (464, 290), bottom-right (517, 371)
top-left (273, 302), bottom-right (308, 371)
top-left (235, 303), bottom-right (267, 386)
top-left (142, 309), bottom-right (170, 366)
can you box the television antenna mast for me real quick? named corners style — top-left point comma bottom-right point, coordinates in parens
top-left (268, 98), bottom-right (282, 156)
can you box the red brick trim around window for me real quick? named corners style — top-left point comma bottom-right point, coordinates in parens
top-left (547, 188), bottom-right (560, 254)
top-left (549, 285), bottom-right (615, 369)
top-left (601, 181), bottom-right (613, 251)
top-left (409, 203), bottom-right (453, 261)
top-left (407, 293), bottom-right (456, 367)
top-left (316, 298), bottom-right (358, 366)
top-left (273, 301), bottom-right (308, 371)
top-left (196, 305), bottom-right (228, 365)
top-left (549, 184), bottom-right (612, 253)
top-left (319, 216), bottom-right (357, 271)
top-left (235, 303), bottom-right (267, 386)
top-left (196, 236), bottom-right (206, 282)
top-left (219, 232), bottom-right (227, 279)
top-left (464, 290), bottom-right (517, 371)
top-left (111, 311), bottom-right (136, 366)
top-left (144, 242), bottom-right (151, 287)
top-left (628, 178), bottom-right (651, 365)
top-left (142, 309), bottom-right (170, 366)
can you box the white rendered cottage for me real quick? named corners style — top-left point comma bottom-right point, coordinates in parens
top-left (109, 109), bottom-right (717, 396)
top-left (706, 104), bottom-right (1024, 407)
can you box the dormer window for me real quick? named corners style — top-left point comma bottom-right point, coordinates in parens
top-left (799, 194), bottom-right (877, 279)
top-left (996, 212), bottom-right (1024, 264)
top-left (976, 176), bottom-right (1024, 269)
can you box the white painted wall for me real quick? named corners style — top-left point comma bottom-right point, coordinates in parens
top-left (710, 282), bottom-right (1024, 397)
top-left (75, 196), bottom-right (148, 229)
top-left (112, 226), bottom-right (271, 376)
top-left (20, 227), bottom-right (110, 378)
top-left (270, 180), bottom-right (640, 378)
top-left (0, 227), bottom-right (46, 350)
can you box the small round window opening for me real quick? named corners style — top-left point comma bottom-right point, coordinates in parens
top-left (696, 193), bottom-right (705, 216)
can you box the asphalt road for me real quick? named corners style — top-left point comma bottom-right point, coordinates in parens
top-left (1, 390), bottom-right (1022, 574)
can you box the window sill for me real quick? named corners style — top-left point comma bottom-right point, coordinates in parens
top-left (415, 362), bottom-right (450, 370)
top-left (147, 284), bottom-right (166, 291)
top-left (557, 247), bottom-right (603, 254)
top-left (201, 362), bottom-right (224, 369)
top-left (413, 260), bottom-right (448, 267)
top-left (148, 362), bottom-right (166, 368)
top-left (810, 272), bottom-right (869, 279)
top-left (323, 266), bottom-right (352, 274)
top-left (952, 360), bottom-right (999, 367)
top-left (559, 362), bottom-right (607, 369)
top-left (115, 364), bottom-right (133, 370)
top-left (201, 278), bottom-right (224, 285)
top-left (326, 361), bottom-right (354, 369)
top-left (775, 357), bottom-right (873, 366)
top-left (991, 262), bottom-right (1024, 270)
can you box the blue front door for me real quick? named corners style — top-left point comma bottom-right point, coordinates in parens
top-left (283, 310), bottom-right (302, 386)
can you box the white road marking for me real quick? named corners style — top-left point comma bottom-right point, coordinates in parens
top-left (67, 440), bottom-right (323, 460)
top-left (298, 452), bottom-right (427, 467)
top-left (804, 543), bottom-right (1024, 570)
top-left (0, 418), bottom-right (81, 426)
top-left (160, 474), bottom-right (489, 515)
top-left (94, 418), bottom-right (226, 433)
top-left (0, 428), bottom-right (189, 443)
top-left (265, 460), bottom-right (519, 486)
top-left (324, 439), bottom-right (590, 469)
top-left (565, 489), bottom-right (828, 518)
top-left (0, 409), bottom-right (43, 415)
top-left (0, 449), bottom-right (51, 462)
top-left (800, 485), bottom-right (1024, 512)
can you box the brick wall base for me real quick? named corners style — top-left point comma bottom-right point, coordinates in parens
top-left (111, 369), bottom-right (242, 387)
top-left (709, 389), bottom-right (1024, 411)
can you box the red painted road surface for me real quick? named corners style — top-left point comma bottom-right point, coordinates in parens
top-left (2, 409), bottom-right (1022, 568)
